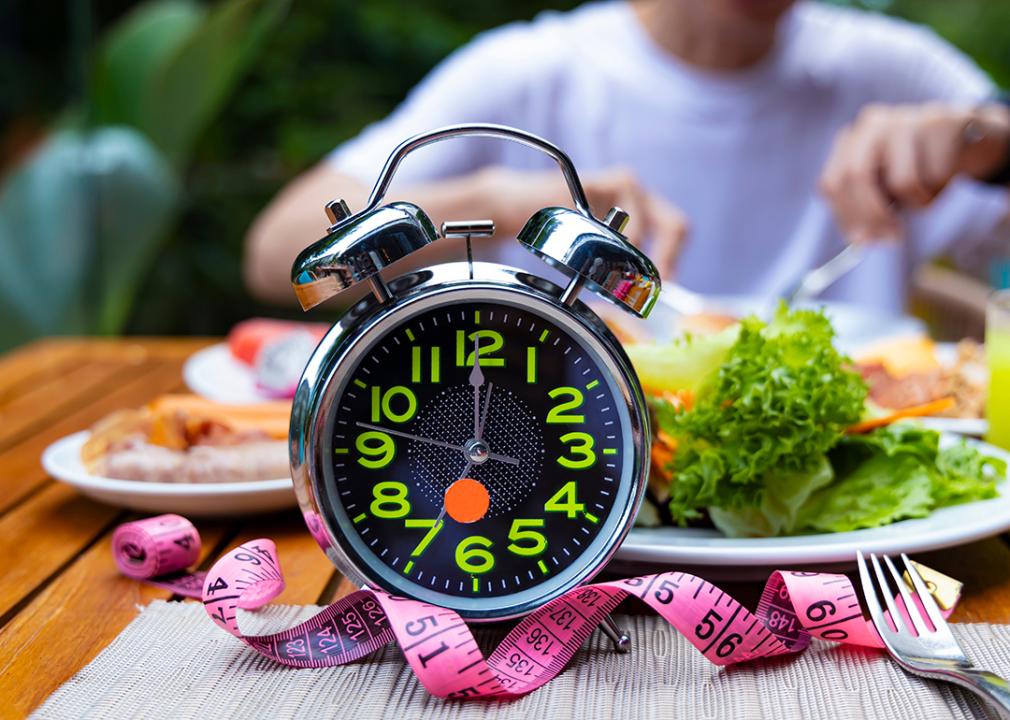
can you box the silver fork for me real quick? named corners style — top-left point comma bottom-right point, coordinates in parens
top-left (786, 244), bottom-right (865, 305)
top-left (857, 551), bottom-right (1010, 718)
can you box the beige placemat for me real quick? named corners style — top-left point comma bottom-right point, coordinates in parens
top-left (31, 600), bottom-right (1010, 720)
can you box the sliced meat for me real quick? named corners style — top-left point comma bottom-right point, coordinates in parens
top-left (99, 439), bottom-right (289, 483)
top-left (856, 363), bottom-right (951, 409)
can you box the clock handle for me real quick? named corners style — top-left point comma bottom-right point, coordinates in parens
top-left (293, 123), bottom-right (661, 317)
top-left (361, 123), bottom-right (595, 220)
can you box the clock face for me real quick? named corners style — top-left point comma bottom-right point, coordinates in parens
top-left (316, 291), bottom-right (640, 615)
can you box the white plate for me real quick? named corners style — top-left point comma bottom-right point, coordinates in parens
top-left (183, 343), bottom-right (273, 404)
top-left (646, 294), bottom-right (926, 354)
top-left (918, 416), bottom-right (987, 436)
top-left (615, 436), bottom-right (1010, 571)
top-left (42, 431), bottom-right (296, 516)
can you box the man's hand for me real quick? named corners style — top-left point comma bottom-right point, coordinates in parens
top-left (476, 166), bottom-right (689, 278)
top-left (819, 101), bottom-right (1010, 244)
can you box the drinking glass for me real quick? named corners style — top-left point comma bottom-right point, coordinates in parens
top-left (986, 290), bottom-right (1010, 449)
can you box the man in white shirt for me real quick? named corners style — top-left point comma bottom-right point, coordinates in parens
top-left (244, 0), bottom-right (1010, 312)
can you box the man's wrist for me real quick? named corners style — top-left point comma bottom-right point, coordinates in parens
top-left (967, 99), bottom-right (1010, 185)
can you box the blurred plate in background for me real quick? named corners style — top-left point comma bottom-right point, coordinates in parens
top-left (645, 294), bottom-right (926, 353)
top-left (42, 431), bottom-right (296, 516)
top-left (183, 343), bottom-right (273, 404)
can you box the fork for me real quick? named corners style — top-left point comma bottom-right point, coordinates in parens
top-left (786, 244), bottom-right (865, 305)
top-left (857, 551), bottom-right (1010, 718)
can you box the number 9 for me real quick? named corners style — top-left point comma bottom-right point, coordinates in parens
top-left (356, 431), bottom-right (395, 469)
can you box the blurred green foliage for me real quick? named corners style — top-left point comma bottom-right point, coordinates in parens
top-left (1, 0), bottom-right (1008, 345)
top-left (0, 0), bottom-right (287, 350)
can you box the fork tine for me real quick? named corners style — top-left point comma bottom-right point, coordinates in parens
top-left (870, 553), bottom-right (907, 634)
top-left (901, 554), bottom-right (947, 632)
top-left (883, 555), bottom-right (930, 636)
top-left (856, 551), bottom-right (889, 631)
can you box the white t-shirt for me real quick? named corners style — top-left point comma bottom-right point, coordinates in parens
top-left (329, 1), bottom-right (1009, 312)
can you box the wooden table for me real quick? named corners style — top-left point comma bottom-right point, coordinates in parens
top-left (3, 338), bottom-right (1010, 716)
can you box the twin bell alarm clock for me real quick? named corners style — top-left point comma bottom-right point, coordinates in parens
top-left (289, 124), bottom-right (661, 623)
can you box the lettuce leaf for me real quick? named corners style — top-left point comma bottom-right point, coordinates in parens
top-left (795, 423), bottom-right (1002, 533)
top-left (626, 323), bottom-right (739, 396)
top-left (796, 452), bottom-right (935, 533)
top-left (653, 304), bottom-right (866, 522)
top-left (709, 455), bottom-right (834, 537)
top-left (707, 423), bottom-right (1004, 536)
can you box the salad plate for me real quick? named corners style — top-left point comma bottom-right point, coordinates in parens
top-left (615, 434), bottom-right (1010, 570)
top-left (42, 431), bottom-right (296, 516)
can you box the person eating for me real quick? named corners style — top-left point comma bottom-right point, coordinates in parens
top-left (243, 0), bottom-right (1010, 313)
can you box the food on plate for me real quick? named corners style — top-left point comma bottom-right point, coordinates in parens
top-left (228, 318), bottom-right (329, 397)
top-left (228, 318), bottom-right (329, 366)
top-left (853, 336), bottom-right (986, 419)
top-left (82, 394), bottom-right (291, 483)
top-left (626, 304), bottom-right (1004, 537)
top-left (944, 340), bottom-right (987, 419)
top-left (845, 397), bottom-right (955, 435)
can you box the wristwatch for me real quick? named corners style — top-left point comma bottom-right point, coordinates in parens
top-left (982, 93), bottom-right (1010, 186)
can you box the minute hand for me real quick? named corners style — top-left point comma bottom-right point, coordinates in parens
top-left (354, 422), bottom-right (520, 465)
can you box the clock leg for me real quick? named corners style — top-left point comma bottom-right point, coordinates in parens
top-left (599, 615), bottom-right (631, 654)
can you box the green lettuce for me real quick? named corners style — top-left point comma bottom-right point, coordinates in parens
top-left (710, 423), bottom-right (1005, 536)
top-left (795, 423), bottom-right (1003, 533)
top-left (649, 304), bottom-right (866, 522)
top-left (709, 455), bottom-right (834, 537)
top-left (625, 323), bottom-right (739, 397)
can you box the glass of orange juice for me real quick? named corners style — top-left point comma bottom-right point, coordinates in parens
top-left (986, 290), bottom-right (1010, 449)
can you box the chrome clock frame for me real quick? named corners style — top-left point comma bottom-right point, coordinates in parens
top-left (290, 261), bottom-right (650, 621)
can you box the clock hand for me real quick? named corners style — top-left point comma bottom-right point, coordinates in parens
top-left (354, 422), bottom-right (520, 465)
top-left (477, 382), bottom-right (493, 439)
top-left (469, 335), bottom-right (484, 440)
top-left (436, 459), bottom-right (472, 524)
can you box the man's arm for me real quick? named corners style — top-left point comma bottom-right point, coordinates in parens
top-left (243, 163), bottom-right (689, 305)
top-left (243, 164), bottom-right (493, 305)
top-left (819, 100), bottom-right (1010, 244)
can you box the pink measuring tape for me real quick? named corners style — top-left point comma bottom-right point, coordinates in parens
top-left (113, 514), bottom-right (955, 699)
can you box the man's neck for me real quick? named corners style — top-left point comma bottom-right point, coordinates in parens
top-left (630, 0), bottom-right (781, 71)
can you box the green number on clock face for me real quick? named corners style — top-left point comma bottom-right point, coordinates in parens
top-left (558, 432), bottom-right (596, 469)
top-left (410, 346), bottom-right (441, 383)
top-left (402, 518), bottom-right (444, 574)
top-left (370, 481), bottom-right (410, 518)
top-left (456, 536), bottom-right (495, 575)
top-left (507, 519), bottom-right (547, 556)
top-left (546, 387), bottom-right (584, 424)
top-left (455, 330), bottom-right (505, 367)
top-left (544, 481), bottom-right (585, 518)
top-left (356, 431), bottom-right (395, 469)
top-left (370, 386), bottom-right (417, 423)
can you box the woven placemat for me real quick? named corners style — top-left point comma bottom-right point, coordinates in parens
top-left (31, 600), bottom-right (1010, 719)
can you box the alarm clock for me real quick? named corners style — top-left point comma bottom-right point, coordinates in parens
top-left (289, 124), bottom-right (660, 623)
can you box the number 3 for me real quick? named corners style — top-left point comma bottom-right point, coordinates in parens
top-left (557, 432), bottom-right (595, 469)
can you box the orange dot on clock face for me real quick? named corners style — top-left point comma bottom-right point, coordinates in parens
top-left (444, 478), bottom-right (490, 524)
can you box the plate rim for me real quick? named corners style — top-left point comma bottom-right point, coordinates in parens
top-left (42, 431), bottom-right (293, 497)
